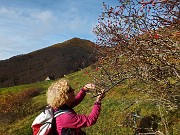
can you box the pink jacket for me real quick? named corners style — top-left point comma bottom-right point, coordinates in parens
top-left (56, 89), bottom-right (101, 135)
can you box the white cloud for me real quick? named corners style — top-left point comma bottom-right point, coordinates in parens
top-left (0, 0), bottom-right (105, 60)
top-left (0, 7), bottom-right (58, 60)
top-left (0, 6), bottom-right (56, 40)
top-left (0, 6), bottom-right (16, 17)
top-left (35, 10), bottom-right (53, 23)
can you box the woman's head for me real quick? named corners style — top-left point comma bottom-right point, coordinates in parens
top-left (46, 78), bottom-right (75, 108)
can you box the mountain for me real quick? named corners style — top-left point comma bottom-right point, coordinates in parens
top-left (0, 38), bottom-right (97, 88)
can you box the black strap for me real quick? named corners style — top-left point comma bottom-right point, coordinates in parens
top-left (52, 109), bottom-right (70, 135)
top-left (62, 128), bottom-right (74, 135)
top-left (54, 109), bottom-right (69, 118)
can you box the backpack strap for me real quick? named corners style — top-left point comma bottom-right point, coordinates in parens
top-left (51, 109), bottom-right (70, 135)
top-left (54, 109), bottom-right (69, 118)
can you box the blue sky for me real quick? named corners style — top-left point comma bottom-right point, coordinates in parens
top-left (0, 0), bottom-right (119, 60)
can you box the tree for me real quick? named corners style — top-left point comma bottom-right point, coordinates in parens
top-left (92, 0), bottom-right (179, 134)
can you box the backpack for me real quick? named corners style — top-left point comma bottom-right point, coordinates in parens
top-left (31, 106), bottom-right (69, 135)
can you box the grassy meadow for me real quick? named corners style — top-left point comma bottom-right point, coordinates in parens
top-left (0, 67), bottom-right (179, 135)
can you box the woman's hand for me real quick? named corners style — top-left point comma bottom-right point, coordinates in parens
top-left (96, 90), bottom-right (105, 103)
top-left (83, 83), bottom-right (95, 92)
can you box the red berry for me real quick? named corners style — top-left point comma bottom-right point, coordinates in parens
top-left (155, 34), bottom-right (159, 39)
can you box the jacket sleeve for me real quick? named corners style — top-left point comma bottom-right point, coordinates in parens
top-left (57, 102), bottom-right (101, 129)
top-left (70, 89), bottom-right (86, 108)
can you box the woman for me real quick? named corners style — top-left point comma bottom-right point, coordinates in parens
top-left (46, 78), bottom-right (105, 135)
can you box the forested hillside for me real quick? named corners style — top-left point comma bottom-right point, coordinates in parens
top-left (0, 38), bottom-right (97, 88)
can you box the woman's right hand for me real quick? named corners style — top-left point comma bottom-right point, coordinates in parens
top-left (83, 83), bottom-right (95, 92)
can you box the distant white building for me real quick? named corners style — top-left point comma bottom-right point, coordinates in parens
top-left (45, 77), bottom-right (51, 81)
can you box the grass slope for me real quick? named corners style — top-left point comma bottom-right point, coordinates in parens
top-left (0, 67), bottom-right (179, 135)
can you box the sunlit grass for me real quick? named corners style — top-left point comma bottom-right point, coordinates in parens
top-left (0, 67), bottom-right (179, 135)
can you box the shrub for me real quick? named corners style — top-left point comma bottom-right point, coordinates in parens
top-left (0, 88), bottom-right (44, 123)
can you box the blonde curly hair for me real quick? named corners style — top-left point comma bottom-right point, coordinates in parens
top-left (46, 78), bottom-right (71, 108)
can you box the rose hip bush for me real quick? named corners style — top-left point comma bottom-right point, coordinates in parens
top-left (92, 0), bottom-right (179, 133)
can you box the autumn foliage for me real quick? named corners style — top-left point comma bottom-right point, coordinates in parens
top-left (0, 88), bottom-right (43, 123)
top-left (92, 0), bottom-right (179, 134)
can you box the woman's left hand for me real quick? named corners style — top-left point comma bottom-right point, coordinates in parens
top-left (96, 89), bottom-right (105, 102)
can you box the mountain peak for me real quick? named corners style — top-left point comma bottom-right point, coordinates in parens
top-left (0, 38), bottom-right (97, 88)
